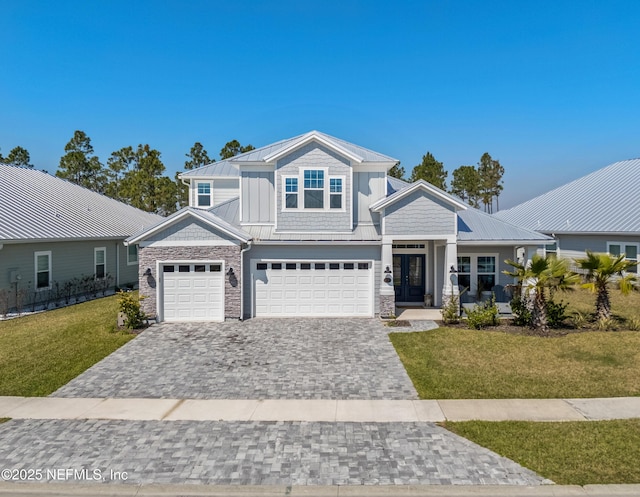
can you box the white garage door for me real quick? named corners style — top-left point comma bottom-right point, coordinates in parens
top-left (162, 263), bottom-right (224, 322)
top-left (253, 260), bottom-right (373, 317)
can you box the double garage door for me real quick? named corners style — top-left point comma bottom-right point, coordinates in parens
top-left (253, 260), bottom-right (373, 317)
top-left (162, 262), bottom-right (224, 322)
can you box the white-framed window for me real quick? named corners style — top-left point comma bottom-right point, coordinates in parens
top-left (457, 254), bottom-right (498, 293)
top-left (544, 242), bottom-right (557, 257)
top-left (329, 178), bottom-right (343, 209)
top-left (607, 242), bottom-right (638, 273)
top-left (284, 177), bottom-right (298, 208)
top-left (282, 169), bottom-right (345, 211)
top-left (34, 251), bottom-right (52, 290)
top-left (303, 169), bottom-right (324, 209)
top-left (127, 244), bottom-right (138, 265)
top-left (95, 247), bottom-right (106, 279)
top-left (196, 181), bottom-right (212, 207)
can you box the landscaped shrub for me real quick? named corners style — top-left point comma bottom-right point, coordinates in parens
top-left (117, 291), bottom-right (147, 329)
top-left (511, 296), bottom-right (567, 329)
top-left (510, 296), bottom-right (532, 326)
top-left (464, 297), bottom-right (499, 330)
top-left (441, 293), bottom-right (461, 324)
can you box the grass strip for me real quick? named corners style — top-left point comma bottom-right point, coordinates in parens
top-left (444, 419), bottom-right (640, 485)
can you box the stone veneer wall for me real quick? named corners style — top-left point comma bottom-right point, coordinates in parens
top-left (138, 245), bottom-right (242, 320)
top-left (380, 294), bottom-right (395, 318)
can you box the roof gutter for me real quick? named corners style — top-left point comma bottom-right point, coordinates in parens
top-left (458, 240), bottom-right (550, 246)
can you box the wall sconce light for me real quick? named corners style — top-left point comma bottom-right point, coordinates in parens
top-left (449, 265), bottom-right (457, 273)
top-left (383, 265), bottom-right (392, 283)
top-left (143, 268), bottom-right (152, 276)
top-left (384, 266), bottom-right (391, 274)
top-left (227, 267), bottom-right (234, 276)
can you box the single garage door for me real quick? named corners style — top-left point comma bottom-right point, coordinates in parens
top-left (253, 260), bottom-right (373, 317)
top-left (162, 262), bottom-right (224, 322)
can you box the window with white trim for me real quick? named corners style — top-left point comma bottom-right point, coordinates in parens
top-left (457, 254), bottom-right (498, 293)
top-left (303, 169), bottom-right (324, 209)
top-left (95, 247), bottom-right (106, 279)
top-left (607, 242), bottom-right (638, 273)
top-left (329, 178), bottom-right (342, 209)
top-left (285, 177), bottom-right (298, 208)
top-left (34, 251), bottom-right (51, 290)
top-left (127, 244), bottom-right (138, 265)
top-left (196, 182), bottom-right (212, 207)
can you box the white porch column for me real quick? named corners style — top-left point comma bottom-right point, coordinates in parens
top-left (441, 237), bottom-right (459, 303)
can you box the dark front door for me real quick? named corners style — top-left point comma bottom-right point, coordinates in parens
top-left (393, 254), bottom-right (426, 302)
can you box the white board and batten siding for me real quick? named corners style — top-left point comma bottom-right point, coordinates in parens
top-left (251, 259), bottom-right (374, 318)
top-left (160, 261), bottom-right (225, 322)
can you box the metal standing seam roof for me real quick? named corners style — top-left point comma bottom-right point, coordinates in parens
top-left (0, 164), bottom-right (163, 242)
top-left (494, 158), bottom-right (640, 234)
top-left (180, 131), bottom-right (399, 179)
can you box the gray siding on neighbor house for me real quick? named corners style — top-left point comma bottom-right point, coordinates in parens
top-left (276, 143), bottom-right (352, 232)
top-left (555, 234), bottom-right (640, 261)
top-left (384, 190), bottom-right (456, 236)
top-left (353, 171), bottom-right (385, 225)
top-left (146, 219), bottom-right (238, 243)
top-left (241, 172), bottom-right (274, 223)
top-left (0, 240), bottom-right (135, 307)
top-left (242, 244), bottom-right (381, 319)
top-left (213, 178), bottom-right (239, 206)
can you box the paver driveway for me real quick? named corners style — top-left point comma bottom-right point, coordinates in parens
top-left (53, 318), bottom-right (419, 399)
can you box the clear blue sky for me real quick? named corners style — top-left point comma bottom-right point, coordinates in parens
top-left (2, 0), bottom-right (639, 209)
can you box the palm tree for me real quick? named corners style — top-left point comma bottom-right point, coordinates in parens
top-left (575, 251), bottom-right (637, 321)
top-left (504, 254), bottom-right (579, 336)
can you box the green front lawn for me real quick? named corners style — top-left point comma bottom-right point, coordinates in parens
top-left (0, 295), bottom-right (135, 396)
top-left (444, 420), bottom-right (640, 485)
top-left (391, 328), bottom-right (640, 398)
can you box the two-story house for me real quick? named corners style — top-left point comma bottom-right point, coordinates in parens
top-left (127, 131), bottom-right (549, 321)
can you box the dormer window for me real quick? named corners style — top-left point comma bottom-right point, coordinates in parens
top-left (304, 170), bottom-right (324, 209)
top-left (196, 182), bottom-right (212, 207)
top-left (283, 169), bottom-right (345, 211)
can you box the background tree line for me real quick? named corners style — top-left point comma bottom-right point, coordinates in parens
top-left (5, 133), bottom-right (503, 215)
top-left (389, 150), bottom-right (505, 213)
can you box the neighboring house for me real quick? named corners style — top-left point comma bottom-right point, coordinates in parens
top-left (127, 131), bottom-right (549, 322)
top-left (494, 158), bottom-right (640, 269)
top-left (0, 164), bottom-right (163, 309)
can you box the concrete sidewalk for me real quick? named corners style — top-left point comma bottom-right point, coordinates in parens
top-left (1, 396), bottom-right (639, 422)
top-left (1, 482), bottom-right (640, 496)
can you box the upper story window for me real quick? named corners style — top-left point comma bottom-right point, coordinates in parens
top-left (608, 242), bottom-right (638, 273)
top-left (329, 178), bottom-right (342, 209)
top-left (283, 169), bottom-right (345, 211)
top-left (303, 170), bottom-right (324, 209)
top-left (285, 177), bottom-right (298, 208)
top-left (196, 182), bottom-right (212, 207)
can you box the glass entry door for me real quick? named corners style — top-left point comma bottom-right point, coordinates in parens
top-left (393, 254), bottom-right (426, 302)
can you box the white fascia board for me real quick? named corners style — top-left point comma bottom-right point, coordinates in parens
top-left (236, 161), bottom-right (274, 167)
top-left (458, 240), bottom-right (549, 246)
top-left (140, 240), bottom-right (239, 248)
top-left (371, 181), bottom-right (468, 212)
top-left (263, 133), bottom-right (364, 164)
top-left (383, 234), bottom-right (457, 243)
top-left (252, 240), bottom-right (381, 246)
top-left (178, 175), bottom-right (239, 180)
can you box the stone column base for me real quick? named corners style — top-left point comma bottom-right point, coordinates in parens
top-left (380, 294), bottom-right (396, 318)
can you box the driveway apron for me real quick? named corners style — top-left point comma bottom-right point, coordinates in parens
top-left (53, 319), bottom-right (419, 400)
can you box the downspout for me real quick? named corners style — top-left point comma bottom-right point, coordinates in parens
top-left (116, 242), bottom-right (121, 288)
top-left (239, 240), bottom-right (253, 321)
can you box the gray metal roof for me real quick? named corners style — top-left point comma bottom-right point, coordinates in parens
top-left (244, 224), bottom-right (381, 242)
top-left (180, 131), bottom-right (398, 179)
top-left (0, 164), bottom-right (163, 243)
top-left (387, 176), bottom-right (409, 195)
top-left (208, 197), bottom-right (240, 225)
top-left (458, 208), bottom-right (551, 243)
top-left (179, 160), bottom-right (239, 178)
top-left (494, 158), bottom-right (640, 234)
